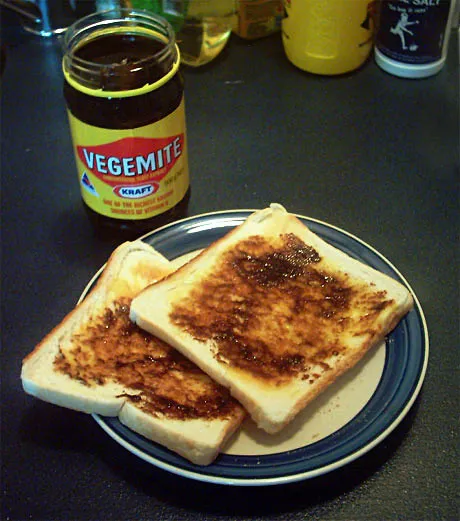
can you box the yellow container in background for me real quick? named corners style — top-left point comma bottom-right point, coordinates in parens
top-left (282, 0), bottom-right (375, 75)
top-left (232, 0), bottom-right (284, 40)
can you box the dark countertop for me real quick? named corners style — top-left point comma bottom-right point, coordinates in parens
top-left (1, 12), bottom-right (459, 521)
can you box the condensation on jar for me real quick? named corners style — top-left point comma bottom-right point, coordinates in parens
top-left (62, 9), bottom-right (190, 238)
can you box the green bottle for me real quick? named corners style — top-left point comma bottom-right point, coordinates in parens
top-left (130, 0), bottom-right (189, 32)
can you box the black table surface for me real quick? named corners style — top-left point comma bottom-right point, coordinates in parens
top-left (1, 12), bottom-right (459, 521)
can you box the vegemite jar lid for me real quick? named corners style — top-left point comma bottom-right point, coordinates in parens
top-left (62, 8), bottom-right (181, 98)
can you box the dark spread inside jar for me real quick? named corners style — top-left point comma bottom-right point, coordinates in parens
top-left (65, 32), bottom-right (183, 129)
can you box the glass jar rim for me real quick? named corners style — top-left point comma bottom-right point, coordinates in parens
top-left (62, 8), bottom-right (179, 97)
top-left (63, 8), bottom-right (176, 60)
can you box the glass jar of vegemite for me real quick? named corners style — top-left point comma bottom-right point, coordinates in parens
top-left (62, 9), bottom-right (190, 238)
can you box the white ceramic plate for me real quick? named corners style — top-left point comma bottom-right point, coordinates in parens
top-left (89, 211), bottom-right (428, 486)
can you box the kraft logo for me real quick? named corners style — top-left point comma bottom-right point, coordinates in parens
top-left (114, 183), bottom-right (158, 199)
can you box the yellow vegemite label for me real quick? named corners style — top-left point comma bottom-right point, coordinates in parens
top-left (67, 97), bottom-right (189, 220)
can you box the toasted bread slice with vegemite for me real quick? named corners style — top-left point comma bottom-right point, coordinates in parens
top-left (21, 241), bottom-right (245, 465)
top-left (130, 204), bottom-right (414, 434)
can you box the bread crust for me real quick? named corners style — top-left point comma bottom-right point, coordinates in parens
top-left (131, 204), bottom-right (414, 433)
top-left (21, 241), bottom-right (245, 465)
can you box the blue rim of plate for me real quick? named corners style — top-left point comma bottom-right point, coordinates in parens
top-left (90, 210), bottom-right (429, 486)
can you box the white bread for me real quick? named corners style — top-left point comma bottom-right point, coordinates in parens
top-left (21, 241), bottom-right (245, 465)
top-left (131, 204), bottom-right (414, 434)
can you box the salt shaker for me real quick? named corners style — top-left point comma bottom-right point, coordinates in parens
top-left (375, 0), bottom-right (457, 78)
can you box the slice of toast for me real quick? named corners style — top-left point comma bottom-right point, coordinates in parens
top-left (130, 204), bottom-right (414, 434)
top-left (21, 241), bottom-right (245, 465)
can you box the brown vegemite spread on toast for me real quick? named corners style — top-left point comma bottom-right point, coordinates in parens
top-left (53, 298), bottom-right (238, 420)
top-left (170, 233), bottom-right (394, 384)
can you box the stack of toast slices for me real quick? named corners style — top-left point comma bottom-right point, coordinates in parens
top-left (21, 204), bottom-right (414, 465)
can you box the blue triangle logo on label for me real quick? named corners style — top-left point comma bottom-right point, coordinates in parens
top-left (81, 172), bottom-right (99, 197)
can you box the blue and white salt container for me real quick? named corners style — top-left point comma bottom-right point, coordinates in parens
top-left (375, 0), bottom-right (457, 78)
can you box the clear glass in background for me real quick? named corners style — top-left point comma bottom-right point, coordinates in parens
top-left (131, 0), bottom-right (236, 67)
top-left (8, 0), bottom-right (235, 65)
top-left (10, 0), bottom-right (96, 36)
top-left (7, 0), bottom-right (134, 37)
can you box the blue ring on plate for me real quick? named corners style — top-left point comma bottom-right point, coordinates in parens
top-left (95, 211), bottom-right (428, 483)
